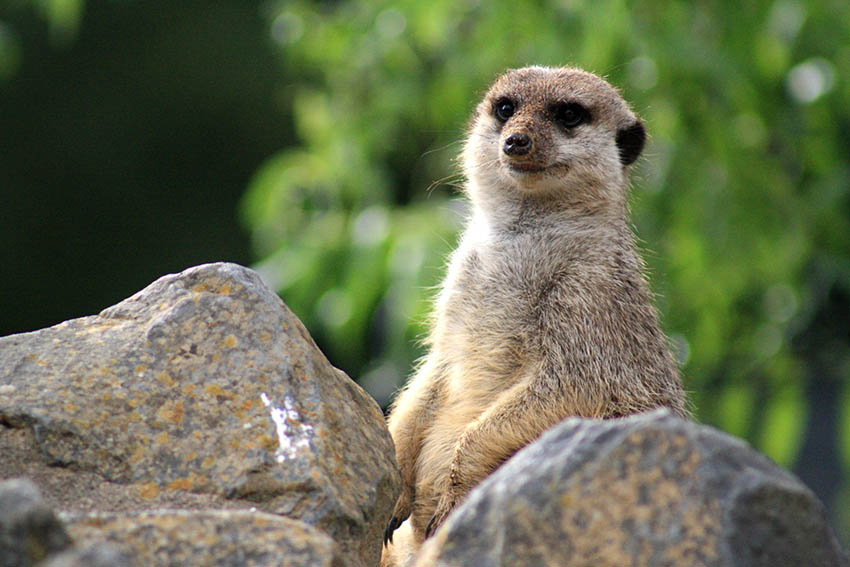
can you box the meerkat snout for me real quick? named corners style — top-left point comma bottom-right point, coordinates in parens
top-left (503, 132), bottom-right (532, 155)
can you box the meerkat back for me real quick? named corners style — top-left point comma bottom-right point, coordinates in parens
top-left (381, 66), bottom-right (687, 566)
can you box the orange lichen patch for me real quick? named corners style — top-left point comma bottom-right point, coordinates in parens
top-left (26, 353), bottom-right (51, 367)
top-left (186, 452), bottom-right (198, 460)
top-left (212, 353), bottom-right (221, 363)
top-left (128, 398), bottom-right (140, 408)
top-left (193, 431), bottom-right (202, 439)
top-left (77, 319), bottom-right (121, 334)
top-left (89, 411), bottom-right (109, 427)
top-left (254, 515), bottom-right (271, 527)
top-left (259, 435), bottom-right (278, 452)
top-left (202, 456), bottom-right (215, 469)
top-left (157, 400), bottom-right (185, 425)
top-left (223, 335), bottom-right (237, 349)
top-left (205, 384), bottom-right (234, 399)
top-left (182, 383), bottom-right (195, 396)
top-left (101, 371), bottom-right (120, 385)
top-left (64, 401), bottom-right (78, 413)
top-left (260, 331), bottom-right (271, 343)
top-left (191, 281), bottom-right (235, 296)
top-left (191, 282), bottom-right (212, 294)
top-left (167, 477), bottom-right (194, 491)
top-left (155, 432), bottom-right (170, 445)
top-left (129, 448), bottom-right (147, 465)
top-left (138, 482), bottom-right (161, 499)
top-left (156, 372), bottom-right (176, 387)
top-left (241, 399), bottom-right (253, 411)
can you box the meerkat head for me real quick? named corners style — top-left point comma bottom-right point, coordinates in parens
top-left (463, 66), bottom-right (646, 212)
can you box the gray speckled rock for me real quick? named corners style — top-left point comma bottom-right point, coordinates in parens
top-left (0, 262), bottom-right (399, 567)
top-left (61, 510), bottom-right (340, 567)
top-left (415, 410), bottom-right (849, 567)
top-left (0, 478), bottom-right (72, 567)
top-left (43, 543), bottom-right (134, 567)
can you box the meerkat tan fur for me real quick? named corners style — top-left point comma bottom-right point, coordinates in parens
top-left (381, 66), bottom-right (688, 566)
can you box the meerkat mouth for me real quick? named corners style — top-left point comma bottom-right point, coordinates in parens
top-left (506, 162), bottom-right (570, 176)
top-left (506, 162), bottom-right (548, 174)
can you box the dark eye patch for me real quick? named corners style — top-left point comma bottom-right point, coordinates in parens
top-left (493, 98), bottom-right (516, 123)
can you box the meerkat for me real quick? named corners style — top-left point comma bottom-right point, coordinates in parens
top-left (381, 66), bottom-right (688, 566)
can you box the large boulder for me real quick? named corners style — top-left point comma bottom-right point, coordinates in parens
top-left (0, 262), bottom-right (400, 567)
top-left (416, 409), bottom-right (848, 567)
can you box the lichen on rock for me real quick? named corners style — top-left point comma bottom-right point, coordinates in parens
top-left (0, 262), bottom-right (400, 567)
top-left (415, 410), bottom-right (849, 567)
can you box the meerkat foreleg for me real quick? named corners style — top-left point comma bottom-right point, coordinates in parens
top-left (424, 377), bottom-right (571, 536)
top-left (384, 358), bottom-right (447, 544)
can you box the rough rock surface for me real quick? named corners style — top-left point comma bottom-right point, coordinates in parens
top-left (0, 478), bottom-right (72, 567)
top-left (415, 409), bottom-right (849, 567)
top-left (0, 262), bottom-right (399, 567)
top-left (40, 542), bottom-right (132, 567)
top-left (43, 542), bottom-right (133, 567)
top-left (61, 510), bottom-right (340, 567)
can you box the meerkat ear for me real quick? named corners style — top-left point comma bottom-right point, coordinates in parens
top-left (616, 120), bottom-right (646, 166)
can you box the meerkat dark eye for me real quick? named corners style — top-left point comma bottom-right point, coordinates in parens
top-left (551, 102), bottom-right (590, 129)
top-left (493, 98), bottom-right (515, 123)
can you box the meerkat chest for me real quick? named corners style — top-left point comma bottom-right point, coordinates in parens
top-left (449, 231), bottom-right (593, 319)
top-left (436, 232), bottom-right (593, 395)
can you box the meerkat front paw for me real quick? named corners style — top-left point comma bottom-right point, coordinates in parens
top-left (384, 484), bottom-right (413, 546)
top-left (424, 491), bottom-right (456, 538)
top-left (425, 455), bottom-right (468, 538)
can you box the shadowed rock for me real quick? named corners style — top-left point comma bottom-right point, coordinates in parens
top-left (60, 510), bottom-right (339, 567)
top-left (43, 542), bottom-right (133, 567)
top-left (0, 478), bottom-right (72, 567)
top-left (415, 410), bottom-right (849, 567)
top-left (0, 262), bottom-right (399, 567)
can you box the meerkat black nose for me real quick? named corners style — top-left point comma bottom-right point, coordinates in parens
top-left (503, 133), bottom-right (531, 156)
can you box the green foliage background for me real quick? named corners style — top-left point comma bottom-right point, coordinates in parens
top-left (247, 0), bottom-right (850, 539)
top-left (3, 0), bottom-right (849, 543)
